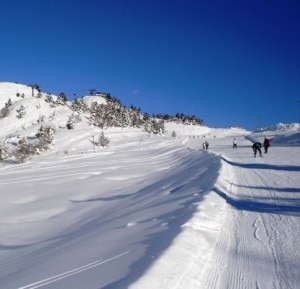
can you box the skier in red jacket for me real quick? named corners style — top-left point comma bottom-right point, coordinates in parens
top-left (263, 138), bottom-right (270, 153)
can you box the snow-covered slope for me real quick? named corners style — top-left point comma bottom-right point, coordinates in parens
top-left (0, 82), bottom-right (133, 162)
top-left (0, 82), bottom-right (34, 106)
top-left (0, 82), bottom-right (299, 289)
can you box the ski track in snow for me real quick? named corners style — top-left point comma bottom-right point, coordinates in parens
top-left (17, 251), bottom-right (130, 289)
top-left (200, 138), bottom-right (300, 289)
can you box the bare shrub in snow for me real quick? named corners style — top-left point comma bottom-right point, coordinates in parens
top-left (66, 113), bottom-right (81, 129)
top-left (71, 98), bottom-right (88, 112)
top-left (57, 93), bottom-right (68, 105)
top-left (36, 125), bottom-right (55, 151)
top-left (0, 107), bottom-right (10, 118)
top-left (45, 94), bottom-right (54, 104)
top-left (14, 138), bottom-right (36, 163)
top-left (145, 119), bottom-right (165, 135)
top-left (12, 125), bottom-right (56, 162)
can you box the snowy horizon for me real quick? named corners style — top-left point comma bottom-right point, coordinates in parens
top-left (0, 82), bottom-right (299, 288)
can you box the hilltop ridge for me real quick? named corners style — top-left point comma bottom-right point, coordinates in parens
top-left (0, 82), bottom-right (207, 163)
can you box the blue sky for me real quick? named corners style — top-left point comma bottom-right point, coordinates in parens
top-left (0, 0), bottom-right (299, 130)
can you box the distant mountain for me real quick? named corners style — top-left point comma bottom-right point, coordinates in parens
top-left (254, 122), bottom-right (299, 133)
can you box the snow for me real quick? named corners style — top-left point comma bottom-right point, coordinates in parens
top-left (0, 82), bottom-right (300, 289)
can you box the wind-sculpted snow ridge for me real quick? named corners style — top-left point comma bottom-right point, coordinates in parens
top-left (0, 135), bottom-right (222, 289)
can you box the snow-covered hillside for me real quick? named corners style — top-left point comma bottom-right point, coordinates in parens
top-left (0, 82), bottom-right (106, 151)
top-left (0, 82), bottom-right (205, 164)
top-left (0, 82), bottom-right (299, 289)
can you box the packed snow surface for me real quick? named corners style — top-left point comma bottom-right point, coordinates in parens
top-left (0, 82), bottom-right (300, 288)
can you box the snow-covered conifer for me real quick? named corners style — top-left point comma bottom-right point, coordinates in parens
top-left (97, 131), bottom-right (110, 147)
top-left (16, 105), bottom-right (26, 119)
top-left (5, 98), bottom-right (13, 108)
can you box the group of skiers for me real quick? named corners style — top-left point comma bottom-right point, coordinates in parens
top-left (202, 137), bottom-right (271, 157)
top-left (252, 138), bottom-right (270, 157)
top-left (202, 141), bottom-right (209, 150)
top-left (232, 137), bottom-right (271, 157)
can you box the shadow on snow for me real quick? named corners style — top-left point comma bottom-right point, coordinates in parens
top-left (214, 187), bottom-right (300, 216)
top-left (102, 153), bottom-right (221, 289)
top-left (221, 157), bottom-right (300, 172)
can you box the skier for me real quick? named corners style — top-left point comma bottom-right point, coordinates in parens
top-left (252, 142), bottom-right (262, 157)
top-left (263, 137), bottom-right (270, 153)
top-left (202, 141), bottom-right (209, 150)
top-left (205, 141), bottom-right (209, 150)
top-left (233, 138), bottom-right (237, 149)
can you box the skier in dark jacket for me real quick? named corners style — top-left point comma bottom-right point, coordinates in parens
top-left (252, 142), bottom-right (262, 157)
top-left (263, 138), bottom-right (270, 153)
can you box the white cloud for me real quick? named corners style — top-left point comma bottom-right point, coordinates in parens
top-left (131, 89), bottom-right (140, 95)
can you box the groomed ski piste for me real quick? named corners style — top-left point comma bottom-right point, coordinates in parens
top-left (0, 82), bottom-right (299, 288)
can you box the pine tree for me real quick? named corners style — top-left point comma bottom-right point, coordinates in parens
top-left (5, 98), bottom-right (13, 108)
top-left (97, 131), bottom-right (109, 147)
top-left (0, 142), bottom-right (9, 161)
top-left (57, 93), bottom-right (68, 105)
